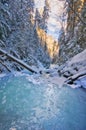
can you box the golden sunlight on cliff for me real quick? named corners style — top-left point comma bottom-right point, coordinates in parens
top-left (67, 0), bottom-right (85, 33)
top-left (77, 0), bottom-right (85, 13)
top-left (36, 27), bottom-right (59, 62)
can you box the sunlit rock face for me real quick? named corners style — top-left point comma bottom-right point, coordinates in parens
top-left (36, 27), bottom-right (59, 63)
top-left (34, 0), bottom-right (65, 40)
top-left (58, 0), bottom-right (86, 64)
top-left (66, 0), bottom-right (85, 40)
top-left (67, 0), bottom-right (86, 50)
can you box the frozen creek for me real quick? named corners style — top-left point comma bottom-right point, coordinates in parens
top-left (0, 1), bottom-right (86, 130)
top-left (0, 74), bottom-right (86, 130)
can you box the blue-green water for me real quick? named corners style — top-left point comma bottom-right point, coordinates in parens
top-left (0, 74), bottom-right (86, 130)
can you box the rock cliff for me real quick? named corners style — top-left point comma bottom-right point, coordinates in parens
top-left (59, 0), bottom-right (86, 64)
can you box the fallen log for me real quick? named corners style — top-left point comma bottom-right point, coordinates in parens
top-left (65, 70), bottom-right (86, 84)
top-left (0, 48), bottom-right (39, 73)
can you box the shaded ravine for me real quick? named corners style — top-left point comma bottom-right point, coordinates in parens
top-left (0, 1), bottom-right (86, 130)
top-left (34, 0), bottom-right (65, 40)
top-left (0, 74), bottom-right (86, 130)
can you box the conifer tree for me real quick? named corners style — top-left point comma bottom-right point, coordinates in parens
top-left (41, 0), bottom-right (50, 32)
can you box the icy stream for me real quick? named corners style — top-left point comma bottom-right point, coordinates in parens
top-left (0, 74), bottom-right (86, 130)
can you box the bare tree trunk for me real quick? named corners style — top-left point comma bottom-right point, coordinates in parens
top-left (0, 48), bottom-right (39, 73)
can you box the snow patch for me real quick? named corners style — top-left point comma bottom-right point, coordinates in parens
top-left (9, 128), bottom-right (16, 130)
top-left (68, 49), bottom-right (86, 65)
top-left (0, 74), bottom-right (6, 78)
top-left (26, 74), bottom-right (42, 85)
top-left (69, 84), bottom-right (81, 89)
top-left (48, 76), bottom-right (66, 88)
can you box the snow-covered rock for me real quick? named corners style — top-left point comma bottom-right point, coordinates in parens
top-left (59, 49), bottom-right (86, 88)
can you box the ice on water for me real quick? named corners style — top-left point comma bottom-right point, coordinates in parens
top-left (0, 74), bottom-right (86, 130)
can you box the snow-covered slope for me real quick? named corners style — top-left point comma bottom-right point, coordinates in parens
top-left (58, 49), bottom-right (86, 88)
